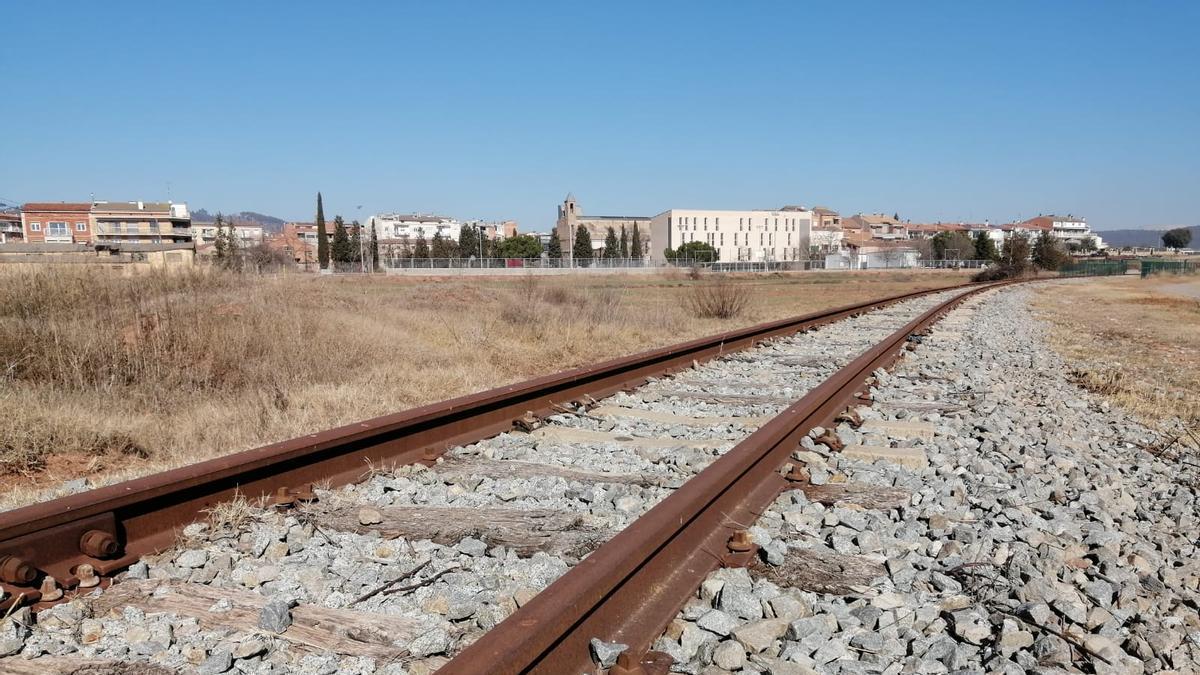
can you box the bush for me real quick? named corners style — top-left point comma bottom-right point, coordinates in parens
top-left (687, 277), bottom-right (752, 319)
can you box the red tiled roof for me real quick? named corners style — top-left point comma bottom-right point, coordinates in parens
top-left (23, 202), bottom-right (91, 213)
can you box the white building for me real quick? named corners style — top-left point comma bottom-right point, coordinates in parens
top-left (369, 214), bottom-right (461, 242)
top-left (1014, 215), bottom-right (1106, 250)
top-left (649, 208), bottom-right (813, 263)
top-left (192, 223), bottom-right (264, 248)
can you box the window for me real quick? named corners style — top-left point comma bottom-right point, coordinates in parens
top-left (720, 233), bottom-right (724, 245)
top-left (30, 222), bottom-right (41, 231)
top-left (76, 222), bottom-right (87, 231)
top-left (47, 221), bottom-right (69, 238)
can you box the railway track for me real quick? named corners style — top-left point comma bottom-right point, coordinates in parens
top-left (0, 280), bottom-right (1020, 673)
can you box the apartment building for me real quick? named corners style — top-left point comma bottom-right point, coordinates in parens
top-left (91, 201), bottom-right (192, 245)
top-left (369, 213), bottom-right (460, 242)
top-left (21, 202), bottom-right (93, 243)
top-left (0, 212), bottom-right (24, 243)
top-left (1015, 215), bottom-right (1105, 249)
top-left (649, 208), bottom-right (813, 263)
top-left (192, 223), bottom-right (265, 248)
top-left (842, 213), bottom-right (908, 240)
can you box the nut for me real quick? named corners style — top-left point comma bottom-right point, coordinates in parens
top-left (0, 555), bottom-right (36, 585)
top-left (79, 530), bottom-right (119, 559)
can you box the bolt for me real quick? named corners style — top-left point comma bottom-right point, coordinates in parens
top-left (293, 484), bottom-right (317, 503)
top-left (38, 576), bottom-right (62, 602)
top-left (75, 563), bottom-right (99, 588)
top-left (609, 652), bottom-right (645, 675)
top-left (0, 555), bottom-right (36, 585)
top-left (79, 530), bottom-right (119, 559)
top-left (270, 486), bottom-right (297, 508)
top-left (727, 530), bottom-right (754, 553)
top-left (421, 446), bottom-right (441, 461)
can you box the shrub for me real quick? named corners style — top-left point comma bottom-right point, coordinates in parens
top-left (687, 277), bottom-right (752, 319)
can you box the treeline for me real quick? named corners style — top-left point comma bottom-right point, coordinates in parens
top-left (929, 230), bottom-right (1078, 272)
top-left (560, 223), bottom-right (644, 263)
top-left (210, 213), bottom-right (295, 272)
top-left (314, 193), bottom-right (381, 271)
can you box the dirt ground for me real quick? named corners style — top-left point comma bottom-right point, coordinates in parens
top-left (1032, 274), bottom-right (1200, 433)
top-left (0, 267), bottom-right (972, 510)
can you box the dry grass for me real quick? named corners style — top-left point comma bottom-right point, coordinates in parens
top-left (0, 266), bottom-right (970, 509)
top-left (1032, 276), bottom-right (1200, 427)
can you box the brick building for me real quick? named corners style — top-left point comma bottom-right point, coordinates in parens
top-left (21, 202), bottom-right (93, 243)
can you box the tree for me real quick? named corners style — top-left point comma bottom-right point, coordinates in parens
top-left (546, 230), bottom-right (562, 259)
top-left (350, 220), bottom-right (363, 264)
top-left (573, 225), bottom-right (593, 265)
top-left (619, 226), bottom-right (629, 259)
top-left (368, 223), bottom-right (380, 271)
top-left (1032, 230), bottom-right (1068, 271)
top-left (1163, 227), bottom-right (1192, 250)
top-left (316, 193), bottom-right (329, 270)
top-left (603, 227), bottom-right (619, 259)
top-left (213, 213), bottom-right (228, 261)
top-left (1078, 236), bottom-right (1097, 254)
top-left (497, 234), bottom-right (543, 258)
top-left (331, 216), bottom-right (352, 264)
top-left (413, 233), bottom-right (430, 258)
top-left (1000, 232), bottom-right (1033, 274)
top-left (631, 223), bottom-right (643, 259)
top-left (431, 231), bottom-right (457, 258)
top-left (459, 224), bottom-right (480, 259)
top-left (931, 231), bottom-right (974, 261)
top-left (667, 241), bottom-right (718, 262)
top-left (224, 214), bottom-right (240, 270)
top-left (973, 231), bottom-right (999, 261)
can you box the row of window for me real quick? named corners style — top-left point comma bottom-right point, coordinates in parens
top-left (685, 231), bottom-right (801, 248)
top-left (677, 217), bottom-right (806, 233)
top-left (27, 221), bottom-right (88, 234)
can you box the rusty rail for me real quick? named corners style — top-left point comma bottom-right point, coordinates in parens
top-left (440, 280), bottom-right (1012, 675)
top-left (0, 281), bottom-right (974, 611)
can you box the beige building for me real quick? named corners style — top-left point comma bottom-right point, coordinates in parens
top-left (649, 208), bottom-right (813, 263)
top-left (91, 201), bottom-right (193, 245)
top-left (555, 194), bottom-right (650, 259)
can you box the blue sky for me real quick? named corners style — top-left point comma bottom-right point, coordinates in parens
top-left (2, 1), bottom-right (1197, 230)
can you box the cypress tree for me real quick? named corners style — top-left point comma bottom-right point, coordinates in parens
top-left (573, 225), bottom-right (593, 265)
top-left (370, 222), bottom-right (380, 271)
top-left (631, 223), bottom-right (643, 259)
top-left (603, 227), bottom-right (619, 259)
top-left (547, 230), bottom-right (562, 259)
top-left (413, 233), bottom-right (430, 258)
top-left (331, 216), bottom-right (351, 264)
top-left (619, 226), bottom-right (629, 259)
top-left (431, 231), bottom-right (456, 258)
top-left (213, 213), bottom-right (228, 261)
top-left (316, 193), bottom-right (329, 269)
top-left (225, 215), bottom-right (241, 270)
top-left (973, 231), bottom-right (999, 261)
top-left (459, 224), bottom-right (479, 259)
top-left (350, 220), bottom-right (362, 263)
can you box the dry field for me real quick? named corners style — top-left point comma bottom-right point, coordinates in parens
top-left (0, 266), bottom-right (971, 509)
top-left (1032, 275), bottom-right (1200, 435)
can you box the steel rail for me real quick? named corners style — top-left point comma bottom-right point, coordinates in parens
top-left (441, 280), bottom-right (1016, 675)
top-left (0, 281), bottom-right (973, 611)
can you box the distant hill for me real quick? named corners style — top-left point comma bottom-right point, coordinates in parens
top-left (1097, 225), bottom-right (1198, 248)
top-left (191, 209), bottom-right (288, 232)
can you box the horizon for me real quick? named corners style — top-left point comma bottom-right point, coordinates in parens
top-left (2, 1), bottom-right (1197, 231)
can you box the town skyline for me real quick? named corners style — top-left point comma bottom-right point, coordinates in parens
top-left (3, 2), bottom-right (1198, 230)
